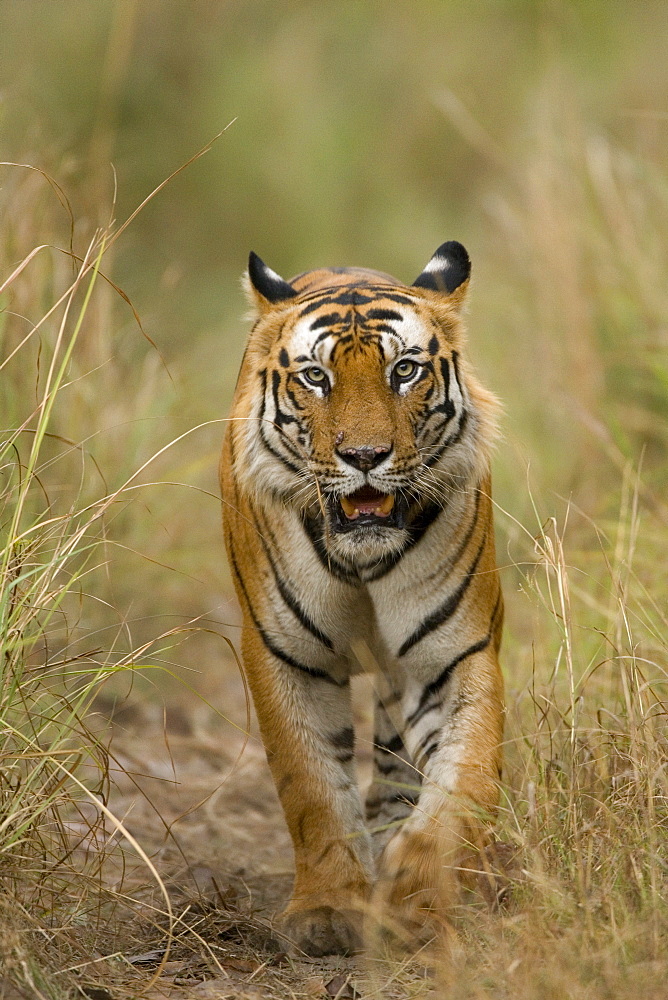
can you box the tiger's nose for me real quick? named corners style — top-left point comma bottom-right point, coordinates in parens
top-left (338, 445), bottom-right (391, 472)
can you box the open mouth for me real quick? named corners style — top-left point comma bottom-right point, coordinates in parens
top-left (340, 486), bottom-right (395, 520)
top-left (329, 486), bottom-right (407, 533)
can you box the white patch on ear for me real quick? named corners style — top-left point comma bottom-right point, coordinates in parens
top-left (424, 254), bottom-right (451, 274)
top-left (263, 263), bottom-right (287, 285)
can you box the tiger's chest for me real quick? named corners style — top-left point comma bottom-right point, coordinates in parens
top-left (258, 492), bottom-right (479, 680)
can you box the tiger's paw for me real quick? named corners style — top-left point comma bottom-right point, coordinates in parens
top-left (282, 905), bottom-right (362, 957)
top-left (366, 893), bottom-right (441, 958)
top-left (368, 830), bottom-right (453, 957)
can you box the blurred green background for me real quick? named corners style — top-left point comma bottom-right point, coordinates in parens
top-left (1, 0), bottom-right (667, 697)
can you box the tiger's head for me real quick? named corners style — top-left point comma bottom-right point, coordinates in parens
top-left (234, 242), bottom-right (499, 566)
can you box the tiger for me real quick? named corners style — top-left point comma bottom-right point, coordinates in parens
top-left (219, 241), bottom-right (504, 957)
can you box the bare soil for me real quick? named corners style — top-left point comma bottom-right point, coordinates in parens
top-left (85, 658), bottom-right (424, 999)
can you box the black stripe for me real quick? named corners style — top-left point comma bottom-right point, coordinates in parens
top-left (228, 548), bottom-right (343, 686)
top-left (416, 727), bottom-right (441, 764)
top-left (432, 357), bottom-right (456, 419)
top-left (440, 356), bottom-right (468, 443)
top-left (259, 537), bottom-right (335, 651)
top-left (330, 331), bottom-right (355, 354)
top-left (257, 370), bottom-right (302, 474)
top-left (374, 734), bottom-right (405, 755)
top-left (423, 407), bottom-right (469, 467)
top-left (271, 369), bottom-right (297, 428)
top-left (264, 379), bottom-right (308, 458)
top-left (298, 297), bottom-right (335, 317)
top-left (399, 529), bottom-right (487, 656)
top-left (445, 408), bottom-right (469, 448)
top-left (423, 435), bottom-right (449, 469)
top-left (285, 379), bottom-right (306, 412)
top-left (312, 327), bottom-right (339, 350)
top-left (454, 489), bottom-right (482, 556)
top-left (366, 788), bottom-right (419, 820)
top-left (417, 734), bottom-right (442, 768)
top-left (259, 423), bottom-right (301, 472)
top-left (421, 741), bottom-right (440, 763)
top-left (418, 727), bottom-right (441, 753)
top-left (329, 289), bottom-right (375, 306)
top-left (373, 291), bottom-right (420, 306)
top-left (451, 350), bottom-right (463, 394)
top-left (490, 585), bottom-right (504, 635)
top-left (412, 367), bottom-right (430, 393)
top-left (441, 356), bottom-right (450, 400)
top-left (297, 286), bottom-right (420, 319)
top-left (330, 725), bottom-right (355, 764)
top-left (423, 413), bottom-right (451, 441)
top-left (310, 311), bottom-right (346, 330)
top-left (425, 489), bottom-right (481, 585)
top-left (330, 726), bottom-right (355, 750)
top-left (375, 758), bottom-right (407, 775)
top-left (422, 350), bottom-right (468, 466)
top-left (406, 636), bottom-right (492, 728)
top-left (364, 308), bottom-right (403, 322)
top-left (300, 289), bottom-right (372, 312)
top-left (301, 514), bottom-right (359, 584)
top-left (407, 500), bottom-right (443, 547)
top-left (406, 590), bottom-right (503, 728)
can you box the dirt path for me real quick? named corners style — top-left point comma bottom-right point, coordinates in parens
top-left (93, 659), bottom-right (417, 999)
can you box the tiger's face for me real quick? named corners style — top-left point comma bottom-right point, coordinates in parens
top-left (238, 243), bottom-right (498, 565)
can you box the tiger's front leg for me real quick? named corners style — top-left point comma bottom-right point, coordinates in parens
top-left (239, 625), bottom-right (373, 956)
top-left (375, 642), bottom-right (504, 944)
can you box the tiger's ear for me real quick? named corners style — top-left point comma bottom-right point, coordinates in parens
top-left (412, 241), bottom-right (471, 310)
top-left (245, 251), bottom-right (297, 313)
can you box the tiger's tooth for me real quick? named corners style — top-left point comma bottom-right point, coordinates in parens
top-left (378, 494), bottom-right (395, 516)
top-left (340, 495), bottom-right (358, 518)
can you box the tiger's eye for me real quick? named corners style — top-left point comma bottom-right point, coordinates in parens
top-left (303, 366), bottom-right (328, 386)
top-left (394, 360), bottom-right (417, 380)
